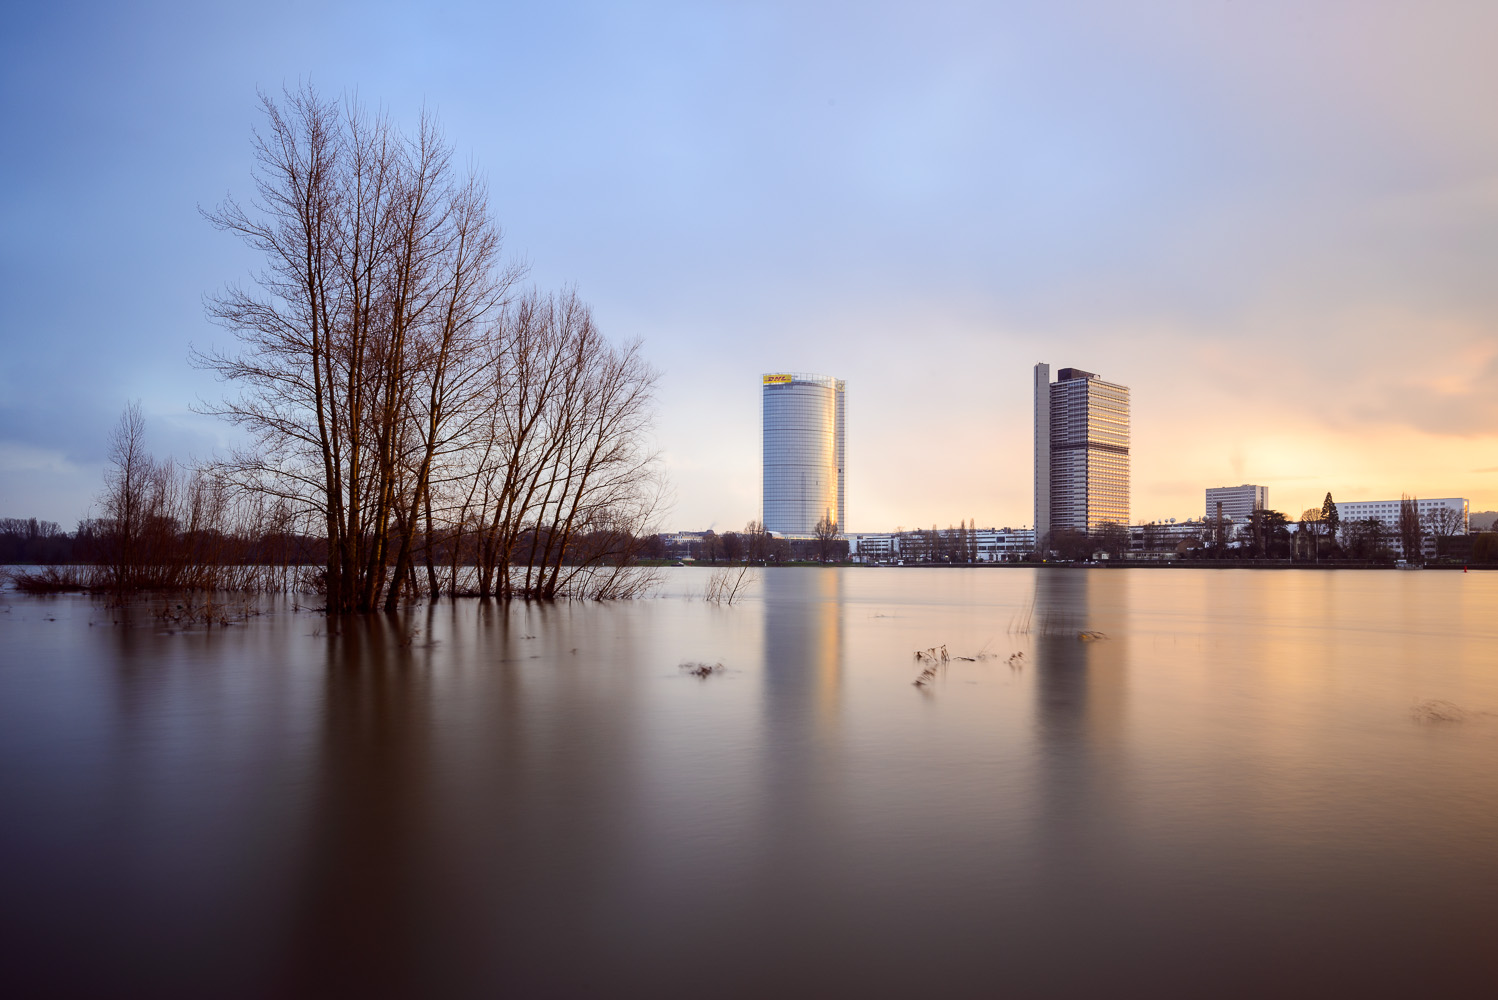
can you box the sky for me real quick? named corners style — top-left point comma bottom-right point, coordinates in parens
top-left (2, 0), bottom-right (1496, 532)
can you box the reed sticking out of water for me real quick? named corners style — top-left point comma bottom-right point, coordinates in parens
top-left (7, 566), bottom-right (89, 594)
top-left (913, 642), bottom-right (1022, 688)
top-left (1007, 595), bottom-right (1107, 641)
top-left (153, 599), bottom-right (263, 629)
top-left (1008, 597), bottom-right (1036, 635)
top-left (703, 565), bottom-right (756, 605)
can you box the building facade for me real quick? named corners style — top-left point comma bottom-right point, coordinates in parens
top-left (1034, 364), bottom-right (1130, 543)
top-left (1130, 519), bottom-right (1208, 555)
top-left (1205, 484), bottom-right (1268, 524)
top-left (1333, 497), bottom-right (1468, 532)
top-left (763, 372), bottom-right (845, 538)
top-left (1333, 497), bottom-right (1469, 557)
top-left (846, 527), bottom-right (1035, 564)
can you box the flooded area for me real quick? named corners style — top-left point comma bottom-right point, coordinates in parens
top-left (2, 568), bottom-right (1496, 996)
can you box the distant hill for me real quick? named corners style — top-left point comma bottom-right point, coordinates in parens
top-left (1472, 511), bottom-right (1498, 531)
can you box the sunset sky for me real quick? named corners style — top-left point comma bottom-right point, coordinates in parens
top-left (3, 0), bottom-right (1496, 531)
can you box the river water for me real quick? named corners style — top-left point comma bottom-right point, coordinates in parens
top-left (2, 567), bottom-right (1496, 997)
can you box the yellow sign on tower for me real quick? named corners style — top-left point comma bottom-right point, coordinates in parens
top-left (763, 373), bottom-right (793, 385)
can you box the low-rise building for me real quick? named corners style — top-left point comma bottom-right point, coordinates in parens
top-left (846, 532), bottom-right (899, 562)
top-left (1333, 497), bottom-right (1469, 557)
top-left (847, 527), bottom-right (1036, 563)
top-left (1130, 519), bottom-right (1208, 554)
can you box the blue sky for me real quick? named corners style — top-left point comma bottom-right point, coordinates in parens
top-left (3, 0), bottom-right (1496, 530)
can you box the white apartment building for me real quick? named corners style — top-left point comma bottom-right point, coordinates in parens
top-left (846, 533), bottom-right (899, 562)
top-left (847, 528), bottom-right (1036, 563)
top-left (1333, 497), bottom-right (1469, 557)
top-left (1130, 519), bottom-right (1210, 553)
top-left (975, 528), bottom-right (1036, 561)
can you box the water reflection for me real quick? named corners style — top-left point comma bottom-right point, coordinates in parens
top-left (280, 615), bottom-right (433, 995)
top-left (1024, 571), bottom-right (1137, 980)
top-left (761, 567), bottom-right (844, 739)
top-left (4, 571), bottom-right (1498, 996)
top-left (1030, 569), bottom-right (1129, 769)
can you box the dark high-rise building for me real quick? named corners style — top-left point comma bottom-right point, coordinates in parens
top-left (762, 372), bottom-right (845, 538)
top-left (1033, 364), bottom-right (1130, 543)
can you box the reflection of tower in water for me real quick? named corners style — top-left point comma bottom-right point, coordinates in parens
top-left (761, 568), bottom-right (844, 738)
top-left (1029, 570), bottom-right (1129, 851)
top-left (755, 567), bottom-right (845, 897)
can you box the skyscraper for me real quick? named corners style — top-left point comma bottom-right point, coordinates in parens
top-left (1033, 364), bottom-right (1130, 544)
top-left (763, 372), bottom-right (845, 538)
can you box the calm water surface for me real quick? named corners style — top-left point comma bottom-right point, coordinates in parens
top-left (2, 568), bottom-right (1496, 997)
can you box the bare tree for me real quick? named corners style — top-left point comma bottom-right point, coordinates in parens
top-left (197, 86), bottom-right (659, 610)
top-left (99, 402), bottom-right (153, 592)
top-left (1422, 505), bottom-right (1465, 558)
top-left (1096, 521), bottom-right (1129, 559)
top-left (742, 520), bottom-right (770, 563)
top-left (1398, 494), bottom-right (1423, 563)
top-left (814, 512), bottom-right (840, 563)
top-left (1299, 507), bottom-right (1323, 561)
top-left (720, 531), bottom-right (743, 563)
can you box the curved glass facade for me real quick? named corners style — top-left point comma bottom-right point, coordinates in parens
top-left (762, 373), bottom-right (845, 538)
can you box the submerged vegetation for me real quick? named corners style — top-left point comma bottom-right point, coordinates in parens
top-left (702, 565), bottom-right (756, 605)
top-left (195, 86), bottom-right (664, 611)
top-left (6, 86), bottom-right (665, 611)
top-left (911, 642), bottom-right (1015, 688)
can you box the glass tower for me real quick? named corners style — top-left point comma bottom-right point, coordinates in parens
top-left (1034, 364), bottom-right (1130, 540)
top-left (762, 373), bottom-right (845, 538)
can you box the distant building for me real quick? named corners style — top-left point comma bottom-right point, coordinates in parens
top-left (659, 531), bottom-right (710, 548)
top-left (1205, 484), bottom-right (1268, 524)
top-left (846, 532), bottom-right (898, 563)
top-left (975, 528), bottom-right (1036, 562)
top-left (1334, 497), bottom-right (1469, 557)
top-left (847, 527), bottom-right (1035, 564)
top-left (1334, 497), bottom-right (1469, 533)
top-left (1130, 519), bottom-right (1209, 555)
top-left (1034, 364), bottom-right (1130, 545)
top-left (763, 372), bottom-right (845, 539)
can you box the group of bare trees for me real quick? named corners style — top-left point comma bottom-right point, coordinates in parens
top-left (24, 403), bottom-right (313, 595)
top-left (196, 86), bottom-right (661, 612)
top-left (664, 522), bottom-right (789, 564)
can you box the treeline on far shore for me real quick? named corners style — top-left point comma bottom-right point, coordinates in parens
top-left (0, 517), bottom-right (324, 572)
top-left (0, 505), bottom-right (665, 598)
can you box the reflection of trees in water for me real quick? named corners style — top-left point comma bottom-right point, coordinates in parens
top-left (278, 614), bottom-right (434, 996)
top-left (277, 600), bottom-right (648, 995)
